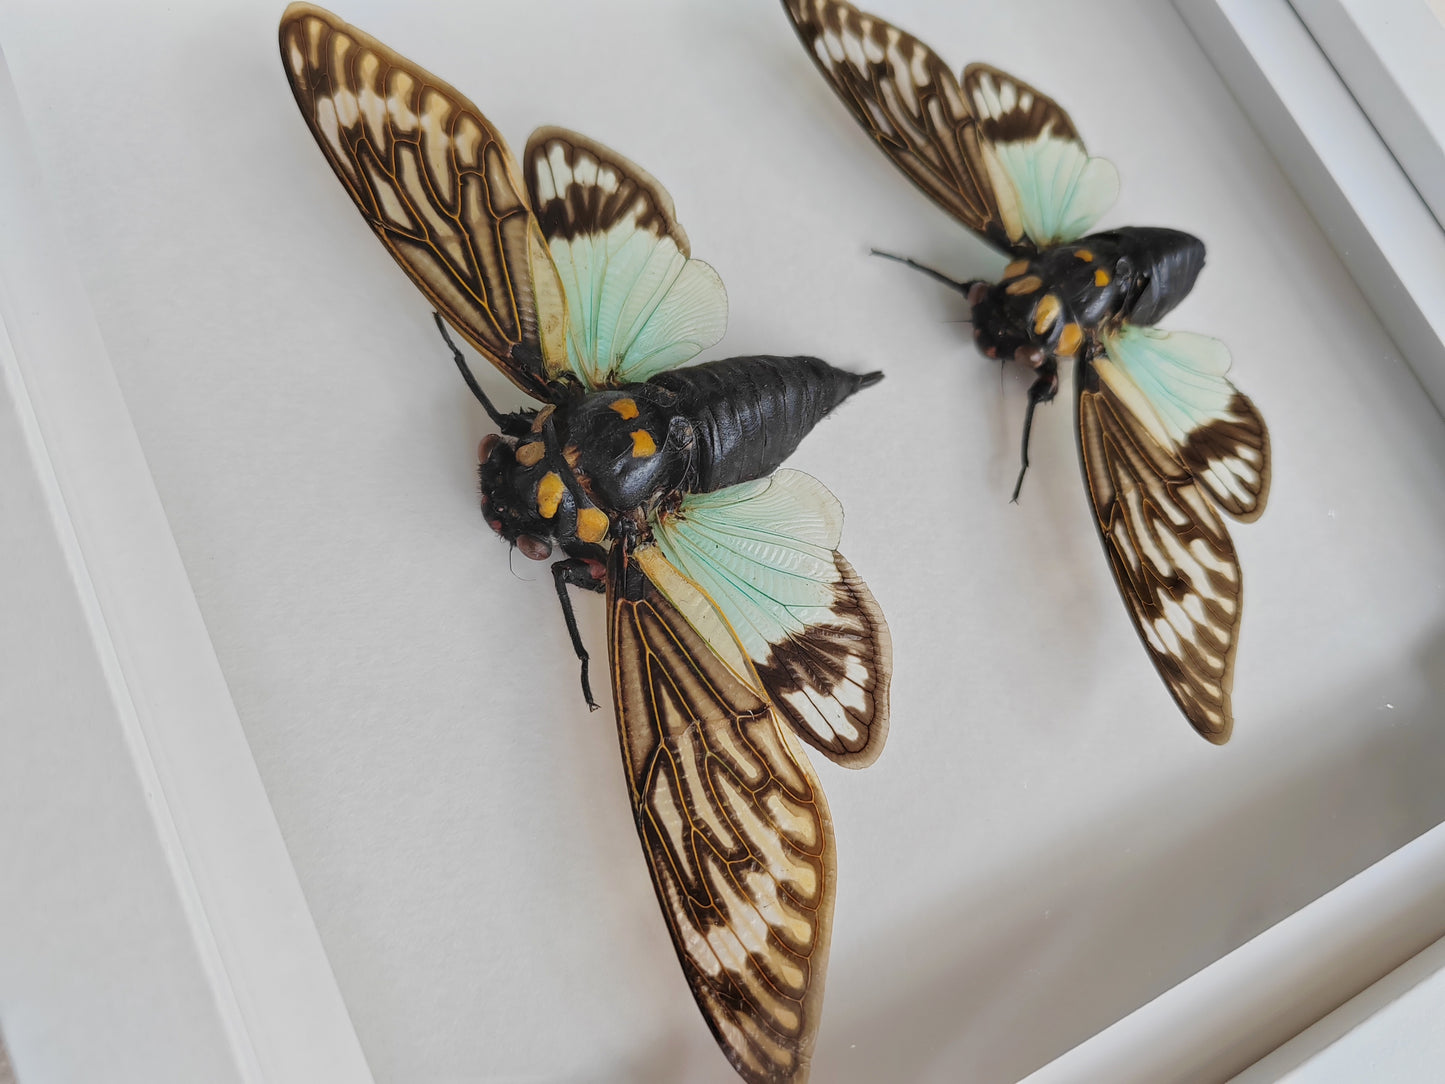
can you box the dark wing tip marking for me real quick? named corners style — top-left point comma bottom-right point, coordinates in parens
top-left (756, 554), bottom-right (893, 769)
top-left (1181, 390), bottom-right (1272, 524)
top-left (960, 63), bottom-right (1083, 145)
top-left (524, 126), bottom-right (690, 253)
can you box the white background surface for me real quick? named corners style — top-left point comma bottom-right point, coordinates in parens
top-left (4, 1), bottom-right (1445, 1081)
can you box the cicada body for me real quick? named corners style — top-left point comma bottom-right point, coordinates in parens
top-left (784, 0), bottom-right (1270, 742)
top-left (280, 6), bottom-right (892, 1081)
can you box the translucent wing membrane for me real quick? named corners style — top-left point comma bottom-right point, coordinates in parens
top-left (781, 0), bottom-right (1012, 249)
top-left (524, 128), bottom-right (727, 389)
top-left (611, 545), bottom-right (835, 1084)
top-left (651, 471), bottom-right (890, 767)
top-left (1076, 364), bottom-right (1245, 741)
top-left (962, 65), bottom-right (1118, 248)
top-left (279, 4), bottom-right (568, 400)
top-left (781, 1), bottom-right (1117, 253)
top-left (1097, 326), bottom-right (1271, 521)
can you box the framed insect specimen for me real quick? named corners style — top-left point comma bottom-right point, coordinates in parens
top-left (782, 0), bottom-right (1270, 743)
top-left (279, 4), bottom-right (891, 1080)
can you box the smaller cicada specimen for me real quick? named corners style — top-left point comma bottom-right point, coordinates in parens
top-left (280, 5), bottom-right (891, 1081)
top-left (783, 0), bottom-right (1270, 742)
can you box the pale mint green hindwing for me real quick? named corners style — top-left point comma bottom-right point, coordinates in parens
top-left (1096, 325), bottom-right (1270, 520)
top-left (524, 130), bottom-right (727, 390)
top-left (651, 470), bottom-right (891, 767)
top-left (965, 67), bottom-right (1119, 248)
top-left (987, 132), bottom-right (1119, 246)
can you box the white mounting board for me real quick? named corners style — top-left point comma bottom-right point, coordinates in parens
top-left (3, 1), bottom-right (1445, 1081)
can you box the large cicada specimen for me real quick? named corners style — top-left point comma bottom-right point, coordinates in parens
top-left (280, 5), bottom-right (892, 1080)
top-left (783, 0), bottom-right (1270, 742)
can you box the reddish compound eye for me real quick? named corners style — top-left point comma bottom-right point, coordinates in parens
top-left (517, 534), bottom-right (553, 561)
top-left (479, 433), bottom-right (500, 461)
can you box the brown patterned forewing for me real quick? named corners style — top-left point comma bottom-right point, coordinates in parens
top-left (610, 544), bottom-right (835, 1084)
top-left (781, 0), bottom-right (1017, 252)
top-left (1076, 362), bottom-right (1244, 742)
top-left (279, 3), bottom-right (567, 399)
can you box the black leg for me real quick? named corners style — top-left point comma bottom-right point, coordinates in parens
top-left (432, 313), bottom-right (525, 434)
top-left (1011, 365), bottom-right (1059, 503)
top-left (869, 249), bottom-right (979, 295)
top-left (552, 558), bottom-right (606, 711)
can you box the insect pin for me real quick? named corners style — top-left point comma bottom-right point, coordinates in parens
top-left (281, 5), bottom-right (893, 1079)
top-left (784, 0), bottom-right (1270, 741)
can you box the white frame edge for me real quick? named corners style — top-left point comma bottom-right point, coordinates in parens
top-left (1023, 820), bottom-right (1445, 1083)
top-left (1175, 0), bottom-right (1445, 418)
top-left (1289, 0), bottom-right (1445, 230)
top-left (0, 50), bottom-right (372, 1084)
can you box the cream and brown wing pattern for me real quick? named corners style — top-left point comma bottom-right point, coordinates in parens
top-left (279, 3), bottom-right (567, 399)
top-left (1076, 365), bottom-right (1249, 742)
top-left (611, 546), bottom-right (835, 1084)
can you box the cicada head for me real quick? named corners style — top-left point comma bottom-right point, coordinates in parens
top-left (968, 275), bottom-right (1068, 370)
top-left (477, 431), bottom-right (611, 562)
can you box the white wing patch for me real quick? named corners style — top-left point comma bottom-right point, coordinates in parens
top-left (1097, 326), bottom-right (1271, 521)
top-left (653, 471), bottom-right (891, 767)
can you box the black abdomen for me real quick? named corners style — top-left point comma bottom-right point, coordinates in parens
top-left (1089, 226), bottom-right (1206, 326)
top-left (653, 355), bottom-right (881, 493)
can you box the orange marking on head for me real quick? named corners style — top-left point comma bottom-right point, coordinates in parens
top-left (1074, 249), bottom-right (1094, 262)
top-left (515, 442), bottom-right (545, 467)
top-left (1094, 268), bottom-right (1111, 287)
top-left (609, 397), bottom-right (639, 420)
top-left (576, 507), bottom-right (610, 544)
top-left (536, 471), bottom-right (564, 518)
top-left (1057, 323), bottom-right (1084, 357)
top-left (1003, 259), bottom-right (1030, 279)
top-left (630, 430), bottom-right (657, 458)
top-left (1006, 275), bottom-right (1043, 296)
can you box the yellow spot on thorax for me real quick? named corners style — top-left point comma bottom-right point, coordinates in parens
top-left (1057, 323), bottom-right (1084, 357)
top-left (515, 442), bottom-right (545, 467)
top-left (576, 507), bottom-right (610, 543)
top-left (1033, 294), bottom-right (1062, 336)
top-left (1006, 275), bottom-right (1043, 296)
top-left (1003, 259), bottom-right (1031, 279)
top-left (1094, 268), bottom-right (1111, 287)
top-left (630, 430), bottom-right (657, 457)
top-left (1074, 249), bottom-right (1094, 262)
top-left (536, 471), bottom-right (564, 518)
top-left (609, 397), bottom-right (639, 420)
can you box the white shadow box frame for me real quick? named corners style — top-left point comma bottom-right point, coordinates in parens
top-left (0, 48), bottom-right (372, 1084)
top-left (4, 1), bottom-right (1445, 1082)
